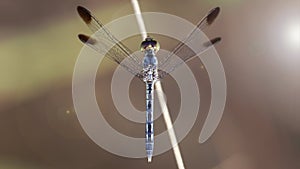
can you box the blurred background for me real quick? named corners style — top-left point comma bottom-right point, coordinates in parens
top-left (0, 0), bottom-right (299, 168)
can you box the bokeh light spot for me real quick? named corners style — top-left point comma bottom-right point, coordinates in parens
top-left (286, 23), bottom-right (300, 49)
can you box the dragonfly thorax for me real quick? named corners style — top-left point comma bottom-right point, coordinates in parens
top-left (143, 49), bottom-right (157, 65)
top-left (142, 37), bottom-right (159, 82)
top-left (142, 49), bottom-right (158, 82)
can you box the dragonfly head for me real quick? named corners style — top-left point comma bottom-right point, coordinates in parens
top-left (140, 36), bottom-right (160, 52)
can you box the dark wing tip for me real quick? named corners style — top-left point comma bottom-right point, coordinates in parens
top-left (77, 6), bottom-right (92, 24)
top-left (210, 37), bottom-right (222, 44)
top-left (78, 34), bottom-right (96, 45)
top-left (206, 7), bottom-right (220, 25)
top-left (203, 37), bottom-right (222, 47)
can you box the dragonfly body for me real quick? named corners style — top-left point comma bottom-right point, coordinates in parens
top-left (140, 37), bottom-right (160, 162)
top-left (76, 5), bottom-right (221, 162)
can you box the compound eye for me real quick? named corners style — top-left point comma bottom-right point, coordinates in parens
top-left (140, 41), bottom-right (150, 50)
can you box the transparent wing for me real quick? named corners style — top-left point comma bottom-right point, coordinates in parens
top-left (77, 6), bottom-right (144, 78)
top-left (158, 7), bottom-right (221, 78)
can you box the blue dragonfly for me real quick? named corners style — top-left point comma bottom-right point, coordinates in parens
top-left (76, 5), bottom-right (221, 162)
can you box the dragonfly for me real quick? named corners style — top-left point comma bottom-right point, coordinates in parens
top-left (77, 5), bottom-right (221, 162)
